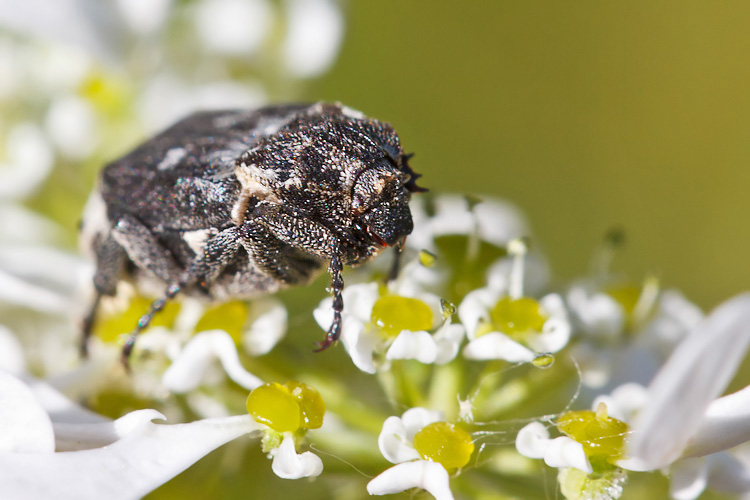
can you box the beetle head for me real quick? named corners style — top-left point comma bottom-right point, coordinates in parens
top-left (351, 162), bottom-right (414, 249)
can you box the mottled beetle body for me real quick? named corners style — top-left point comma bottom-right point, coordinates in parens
top-left (81, 102), bottom-right (422, 360)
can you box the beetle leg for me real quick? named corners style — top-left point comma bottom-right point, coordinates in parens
top-left (314, 240), bottom-right (343, 352)
top-left (238, 222), bottom-right (321, 284)
top-left (121, 226), bottom-right (243, 367)
top-left (249, 203), bottom-right (341, 259)
top-left (248, 204), bottom-right (346, 350)
top-left (81, 233), bottom-right (128, 357)
top-left (111, 214), bottom-right (183, 282)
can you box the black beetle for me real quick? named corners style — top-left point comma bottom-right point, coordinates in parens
top-left (80, 102), bottom-right (423, 362)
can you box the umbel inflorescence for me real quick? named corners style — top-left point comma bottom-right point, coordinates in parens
top-left (2, 191), bottom-right (749, 500)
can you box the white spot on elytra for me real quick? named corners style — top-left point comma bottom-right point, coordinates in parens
top-left (157, 147), bottom-right (186, 171)
top-left (183, 229), bottom-right (211, 255)
top-left (283, 177), bottom-right (302, 189)
top-left (339, 104), bottom-right (365, 120)
top-left (79, 189), bottom-right (110, 258)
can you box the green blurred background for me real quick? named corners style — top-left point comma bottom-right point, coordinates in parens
top-left (309, 1), bottom-right (750, 311)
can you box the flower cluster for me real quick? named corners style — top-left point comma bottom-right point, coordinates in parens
top-left (2, 4), bottom-right (750, 500)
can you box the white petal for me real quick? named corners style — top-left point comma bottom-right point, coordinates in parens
top-left (463, 333), bottom-right (535, 362)
top-left (705, 451), bottom-right (750, 494)
top-left (162, 330), bottom-right (263, 393)
top-left (0, 413), bottom-right (262, 500)
top-left (640, 290), bottom-right (704, 347)
top-left (0, 245), bottom-right (87, 314)
top-left (271, 434), bottom-right (323, 479)
top-left (115, 0), bottom-right (172, 35)
top-left (386, 330), bottom-right (438, 364)
top-left (0, 325), bottom-right (26, 374)
top-left (282, 0), bottom-right (344, 78)
top-left (401, 407), bottom-right (443, 440)
top-left (242, 298), bottom-right (287, 356)
top-left (345, 282), bottom-right (380, 321)
top-left (54, 409), bottom-right (163, 451)
top-left (0, 122), bottom-right (52, 198)
top-left (338, 316), bottom-right (378, 374)
top-left (25, 375), bottom-right (109, 425)
top-left (628, 293), bottom-right (750, 469)
top-left (670, 457), bottom-right (709, 500)
top-left (427, 195), bottom-right (476, 240)
top-left (0, 371), bottom-right (54, 453)
top-left (313, 282), bottom-right (378, 327)
top-left (44, 95), bottom-right (97, 159)
top-left (529, 316), bottom-right (571, 354)
top-left (0, 203), bottom-right (65, 245)
top-left (543, 436), bottom-right (592, 474)
top-left (485, 253), bottom-right (550, 298)
top-left (194, 0), bottom-right (272, 55)
top-left (566, 287), bottom-right (624, 339)
top-left (0, 0), bottom-right (123, 62)
top-left (684, 385), bottom-right (750, 458)
top-left (515, 422), bottom-right (551, 459)
top-left (540, 293), bottom-right (567, 318)
top-left (367, 460), bottom-right (454, 500)
top-left (474, 198), bottom-right (528, 247)
top-left (592, 383), bottom-right (648, 423)
top-left (378, 416), bottom-right (420, 464)
top-left (433, 323), bottom-right (465, 364)
top-left (0, 245), bottom-right (87, 295)
top-left (0, 268), bottom-right (70, 312)
top-left (457, 287), bottom-right (496, 339)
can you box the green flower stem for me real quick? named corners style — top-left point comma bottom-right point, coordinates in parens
top-left (428, 362), bottom-right (464, 421)
top-left (378, 360), bottom-right (427, 409)
top-left (302, 375), bottom-right (386, 435)
top-left (467, 360), bottom-right (506, 420)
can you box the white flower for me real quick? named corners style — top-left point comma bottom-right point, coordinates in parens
top-left (0, 370), bottom-right (264, 500)
top-left (128, 297), bottom-right (285, 394)
top-left (282, 0), bottom-right (344, 78)
top-left (516, 294), bottom-right (750, 499)
top-left (44, 94), bottom-right (98, 160)
top-left (115, 0), bottom-right (172, 35)
top-left (313, 283), bottom-right (465, 374)
top-left (161, 330), bottom-right (264, 393)
top-left (193, 0), bottom-right (272, 56)
top-left (615, 293), bottom-right (750, 499)
top-left (0, 0), bottom-right (125, 62)
top-left (515, 421), bottom-right (592, 474)
top-left (567, 282), bottom-right (704, 389)
top-left (407, 194), bottom-right (528, 253)
top-left (460, 289), bottom-right (571, 362)
top-left (270, 433), bottom-right (324, 479)
top-left (0, 122), bottom-right (55, 200)
top-left (367, 408), bottom-right (456, 500)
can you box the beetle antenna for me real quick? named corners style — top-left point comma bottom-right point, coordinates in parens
top-left (387, 238), bottom-right (405, 282)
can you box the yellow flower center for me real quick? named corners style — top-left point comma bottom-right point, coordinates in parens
top-left (95, 295), bottom-right (180, 343)
top-left (486, 296), bottom-right (547, 340)
top-left (246, 381), bottom-right (325, 433)
top-left (371, 295), bottom-right (434, 337)
top-left (194, 301), bottom-right (248, 343)
top-left (556, 404), bottom-right (628, 466)
top-left (413, 421), bottom-right (475, 470)
top-left (605, 284), bottom-right (641, 316)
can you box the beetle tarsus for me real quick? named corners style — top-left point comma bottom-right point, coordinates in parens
top-left (119, 283), bottom-right (182, 368)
